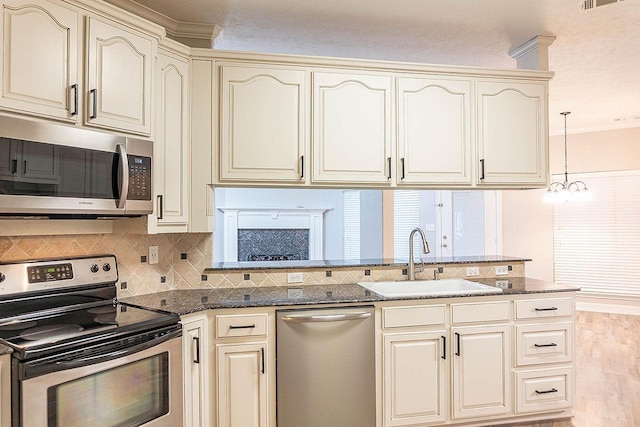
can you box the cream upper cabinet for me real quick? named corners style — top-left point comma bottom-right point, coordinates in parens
top-left (476, 81), bottom-right (548, 186)
top-left (182, 315), bottom-right (210, 427)
top-left (219, 65), bottom-right (307, 183)
top-left (312, 71), bottom-right (392, 184)
top-left (86, 17), bottom-right (154, 136)
top-left (397, 77), bottom-right (472, 185)
top-left (150, 47), bottom-right (189, 233)
top-left (451, 324), bottom-right (511, 420)
top-left (0, 0), bottom-right (79, 122)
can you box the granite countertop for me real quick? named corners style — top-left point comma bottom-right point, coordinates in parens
top-left (206, 255), bottom-right (532, 271)
top-left (121, 277), bottom-right (579, 316)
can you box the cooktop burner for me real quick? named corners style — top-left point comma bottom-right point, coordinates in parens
top-left (19, 324), bottom-right (84, 341)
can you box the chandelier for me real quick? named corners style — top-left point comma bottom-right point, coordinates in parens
top-left (544, 112), bottom-right (592, 203)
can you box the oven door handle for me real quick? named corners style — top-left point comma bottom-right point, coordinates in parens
top-left (52, 329), bottom-right (181, 371)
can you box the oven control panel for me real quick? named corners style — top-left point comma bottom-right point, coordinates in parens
top-left (0, 255), bottom-right (118, 296)
top-left (27, 263), bottom-right (73, 283)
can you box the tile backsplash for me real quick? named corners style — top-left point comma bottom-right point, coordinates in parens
top-left (0, 232), bottom-right (526, 297)
top-left (0, 233), bottom-right (212, 298)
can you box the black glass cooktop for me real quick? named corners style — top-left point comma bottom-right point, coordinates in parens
top-left (0, 302), bottom-right (178, 360)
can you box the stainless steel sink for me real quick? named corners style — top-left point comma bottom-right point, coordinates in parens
top-left (357, 278), bottom-right (503, 297)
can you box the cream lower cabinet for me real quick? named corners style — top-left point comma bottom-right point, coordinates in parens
top-left (451, 324), bottom-right (511, 420)
top-left (476, 80), bottom-right (548, 186)
top-left (214, 310), bottom-right (272, 427)
top-left (0, 353), bottom-right (9, 427)
top-left (396, 76), bottom-right (472, 185)
top-left (312, 71), bottom-right (392, 184)
top-left (383, 331), bottom-right (447, 426)
top-left (149, 43), bottom-right (190, 233)
top-left (0, 0), bottom-right (79, 122)
top-left (513, 297), bottom-right (575, 415)
top-left (219, 64), bottom-right (307, 183)
top-left (182, 314), bottom-right (211, 427)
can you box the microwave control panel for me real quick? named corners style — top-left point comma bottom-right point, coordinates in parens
top-left (127, 156), bottom-right (151, 200)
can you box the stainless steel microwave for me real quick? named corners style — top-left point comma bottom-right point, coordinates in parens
top-left (0, 116), bottom-right (153, 218)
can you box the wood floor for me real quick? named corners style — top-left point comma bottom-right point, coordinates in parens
top-left (507, 311), bottom-right (640, 427)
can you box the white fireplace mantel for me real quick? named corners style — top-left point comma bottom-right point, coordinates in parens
top-left (217, 207), bottom-right (332, 262)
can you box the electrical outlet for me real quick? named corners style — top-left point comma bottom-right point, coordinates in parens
top-left (496, 280), bottom-right (511, 289)
top-left (424, 223), bottom-right (436, 232)
top-left (466, 266), bottom-right (480, 276)
top-left (148, 246), bottom-right (159, 265)
top-left (287, 272), bottom-right (304, 283)
top-left (495, 265), bottom-right (509, 276)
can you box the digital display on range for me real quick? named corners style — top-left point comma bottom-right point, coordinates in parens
top-left (27, 263), bottom-right (74, 283)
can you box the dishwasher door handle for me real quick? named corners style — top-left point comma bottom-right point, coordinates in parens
top-left (280, 311), bottom-right (372, 323)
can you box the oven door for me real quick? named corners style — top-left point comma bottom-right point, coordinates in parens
top-left (17, 331), bottom-right (182, 427)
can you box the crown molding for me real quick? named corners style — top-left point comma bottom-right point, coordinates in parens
top-left (105, 0), bottom-right (217, 41)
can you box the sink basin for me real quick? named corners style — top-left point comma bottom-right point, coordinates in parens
top-left (357, 279), bottom-right (503, 297)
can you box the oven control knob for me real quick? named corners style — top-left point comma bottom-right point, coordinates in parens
top-left (103, 263), bottom-right (111, 272)
top-left (0, 272), bottom-right (4, 283)
top-left (90, 264), bottom-right (99, 273)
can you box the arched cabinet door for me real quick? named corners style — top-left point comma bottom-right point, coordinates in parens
top-left (219, 64), bottom-right (308, 183)
top-left (312, 71), bottom-right (392, 184)
top-left (397, 76), bottom-right (472, 185)
top-left (0, 0), bottom-right (79, 121)
top-left (86, 17), bottom-right (154, 136)
top-left (476, 81), bottom-right (548, 186)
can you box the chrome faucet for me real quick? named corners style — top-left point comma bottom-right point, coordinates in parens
top-left (408, 227), bottom-right (430, 280)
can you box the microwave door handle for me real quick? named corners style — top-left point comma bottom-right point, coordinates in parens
top-left (116, 143), bottom-right (129, 209)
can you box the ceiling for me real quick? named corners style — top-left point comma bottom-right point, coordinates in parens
top-left (107, 0), bottom-right (640, 135)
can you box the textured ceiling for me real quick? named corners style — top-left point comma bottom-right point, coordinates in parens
top-left (112, 0), bottom-right (640, 135)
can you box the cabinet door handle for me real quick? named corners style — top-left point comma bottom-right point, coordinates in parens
top-left (261, 347), bottom-right (265, 374)
top-left (23, 160), bottom-right (27, 175)
top-left (455, 332), bottom-right (461, 356)
top-left (480, 159), bottom-right (485, 180)
top-left (157, 195), bottom-right (163, 220)
top-left (11, 159), bottom-right (17, 174)
top-left (193, 336), bottom-right (200, 364)
top-left (300, 155), bottom-right (304, 179)
top-left (229, 324), bottom-right (255, 329)
top-left (535, 388), bottom-right (558, 395)
top-left (401, 158), bottom-right (405, 180)
top-left (534, 307), bottom-right (558, 312)
top-left (387, 157), bottom-right (391, 180)
top-left (441, 335), bottom-right (446, 360)
top-left (90, 89), bottom-right (98, 119)
top-left (70, 84), bottom-right (78, 116)
top-left (534, 343), bottom-right (558, 348)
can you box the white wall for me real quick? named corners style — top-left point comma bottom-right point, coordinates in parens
top-left (502, 126), bottom-right (640, 281)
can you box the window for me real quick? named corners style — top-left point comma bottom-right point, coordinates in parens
top-left (343, 190), bottom-right (361, 259)
top-left (554, 172), bottom-right (640, 296)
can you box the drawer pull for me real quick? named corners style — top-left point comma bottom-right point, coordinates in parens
top-left (229, 324), bottom-right (256, 329)
top-left (534, 343), bottom-right (558, 348)
top-left (535, 388), bottom-right (558, 395)
top-left (534, 307), bottom-right (558, 312)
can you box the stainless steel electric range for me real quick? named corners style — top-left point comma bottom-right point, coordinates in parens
top-left (0, 255), bottom-right (183, 427)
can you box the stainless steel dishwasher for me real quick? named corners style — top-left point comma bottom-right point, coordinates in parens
top-left (276, 306), bottom-right (376, 427)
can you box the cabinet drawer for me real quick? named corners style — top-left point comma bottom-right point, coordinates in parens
top-left (451, 301), bottom-right (509, 324)
top-left (383, 305), bottom-right (445, 328)
top-left (516, 368), bottom-right (573, 414)
top-left (516, 323), bottom-right (573, 366)
top-left (515, 298), bottom-right (573, 319)
top-left (216, 313), bottom-right (268, 338)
